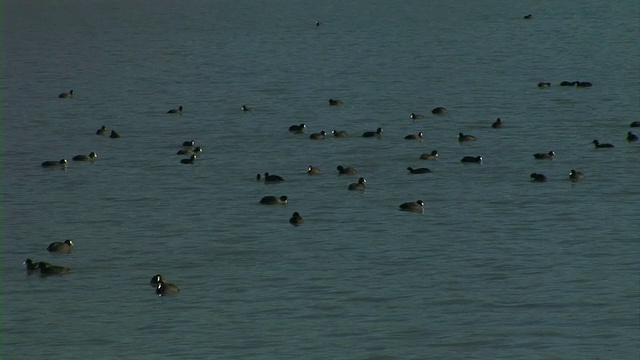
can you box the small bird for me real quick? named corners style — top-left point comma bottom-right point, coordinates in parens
top-left (96, 125), bottom-right (107, 135)
top-left (109, 130), bottom-right (121, 138)
top-left (328, 99), bottom-right (343, 106)
top-left (309, 131), bottom-right (327, 140)
top-left (458, 132), bottom-right (476, 142)
top-left (407, 167), bottom-right (431, 174)
top-left (404, 132), bottom-right (424, 140)
top-left (626, 131), bottom-right (638, 142)
top-left (167, 105), bottom-right (183, 114)
top-left (533, 151), bottom-right (555, 160)
top-left (156, 281), bottom-right (181, 296)
top-left (460, 156), bottom-right (483, 163)
top-left (262, 172), bottom-right (285, 183)
top-left (410, 113), bottom-right (425, 120)
top-left (530, 173), bottom-right (547, 182)
top-left (431, 107), bottom-right (447, 115)
top-left (39, 262), bottom-right (71, 276)
top-left (289, 212), bottom-right (304, 226)
top-left (332, 130), bottom-right (349, 138)
top-left (41, 159), bottom-right (68, 168)
top-left (491, 118), bottom-right (503, 128)
top-left (180, 155), bottom-right (197, 164)
top-left (241, 105), bottom-right (254, 112)
top-left (288, 124), bottom-right (306, 134)
top-left (307, 165), bottom-right (322, 175)
top-left (362, 128), bottom-right (383, 137)
top-left (72, 152), bottom-right (97, 161)
top-left (337, 165), bottom-right (357, 175)
top-left (569, 169), bottom-right (585, 182)
top-left (177, 146), bottom-right (203, 155)
top-left (420, 150), bottom-right (439, 160)
top-left (348, 177), bottom-right (366, 191)
top-left (537, 82), bottom-right (551, 88)
top-left (58, 89), bottom-right (74, 98)
top-left (47, 239), bottom-right (74, 254)
top-left (399, 200), bottom-right (425, 213)
top-left (260, 195), bottom-right (288, 205)
top-left (592, 139), bottom-right (614, 148)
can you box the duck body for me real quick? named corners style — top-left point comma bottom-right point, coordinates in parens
top-left (491, 118), bottom-right (503, 128)
top-left (362, 128), bottom-right (383, 137)
top-left (58, 89), bottom-right (73, 98)
top-left (156, 281), bottom-right (180, 296)
top-left (404, 132), bottom-right (424, 140)
top-left (420, 150), bottom-right (439, 160)
top-left (569, 169), bottom-right (585, 182)
top-left (260, 195), bottom-right (288, 205)
top-left (180, 155), bottom-right (197, 164)
top-left (39, 263), bottom-right (71, 276)
top-left (262, 172), bottom-right (285, 183)
top-left (627, 131), bottom-right (639, 142)
top-left (534, 151), bottom-right (555, 160)
top-left (458, 132), bottom-right (476, 142)
top-left (177, 147), bottom-right (202, 155)
top-left (407, 167), bottom-right (431, 174)
top-left (332, 130), bottom-right (348, 138)
top-left (72, 152), bottom-right (97, 161)
top-left (288, 124), bottom-right (306, 134)
top-left (307, 165), bottom-right (322, 175)
top-left (348, 177), bottom-right (366, 191)
top-left (310, 131), bottom-right (327, 140)
top-left (96, 126), bottom-right (107, 135)
top-left (47, 239), bottom-right (74, 254)
top-left (42, 159), bottom-right (68, 167)
top-left (431, 107), bottom-right (447, 115)
top-left (337, 165), bottom-right (357, 175)
top-left (289, 212), bottom-right (304, 226)
top-left (592, 139), bottom-right (614, 148)
top-left (460, 156), bottom-right (483, 163)
top-left (328, 99), bottom-right (344, 106)
top-left (530, 173), bottom-right (547, 182)
top-left (399, 200), bottom-right (425, 212)
top-left (167, 105), bottom-right (183, 114)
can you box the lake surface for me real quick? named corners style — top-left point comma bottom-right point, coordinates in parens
top-left (2, 0), bottom-right (639, 359)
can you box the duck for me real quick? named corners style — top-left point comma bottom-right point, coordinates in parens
top-left (316, 20), bottom-right (321, 26)
top-left (177, 146), bottom-right (202, 155)
top-left (180, 155), bottom-right (197, 164)
top-left (309, 131), bottom-right (327, 140)
top-left (569, 169), bottom-right (585, 182)
top-left (260, 195), bottom-right (288, 205)
top-left (156, 281), bottom-right (180, 296)
top-left (307, 165), bottom-right (322, 175)
top-left (537, 82), bottom-right (551, 88)
top-left (431, 107), bottom-right (447, 115)
top-left (332, 130), bottom-right (349, 138)
top-left (47, 239), bottom-right (74, 254)
top-left (362, 128), bottom-right (383, 137)
top-left (399, 200), bottom-right (425, 212)
top-left (58, 89), bottom-right (73, 98)
top-left (626, 131), bottom-right (638, 142)
top-left (182, 140), bottom-right (195, 148)
top-left (150, 274), bottom-right (169, 287)
top-left (410, 113), bottom-right (425, 120)
top-left (72, 152), bottom-right (97, 161)
top-left (24, 259), bottom-right (50, 274)
top-left (592, 139), bottom-right (614, 148)
top-left (530, 173), bottom-right (547, 182)
top-left (241, 105), bottom-right (254, 112)
top-left (458, 132), bottom-right (477, 142)
top-left (167, 105), bottom-right (183, 114)
top-left (289, 124), bottom-right (306, 134)
top-left (407, 167), bottom-right (431, 174)
top-left (460, 156), bottom-right (483, 163)
top-left (328, 99), bottom-right (344, 106)
top-left (337, 165), bottom-right (357, 175)
top-left (262, 172), bottom-right (285, 183)
top-left (109, 130), bottom-right (121, 138)
top-left (533, 151), bottom-right (555, 159)
top-left (404, 132), bottom-right (424, 140)
top-left (523, 14), bottom-right (532, 19)
top-left (348, 177), bottom-right (366, 191)
top-left (630, 121), bottom-right (640, 128)
top-left (39, 262), bottom-right (71, 276)
top-left (289, 212), bottom-right (304, 226)
top-left (41, 159), bottom-right (68, 168)
top-left (576, 81), bottom-right (592, 88)
top-left (420, 150), bottom-right (439, 160)
top-left (491, 118), bottom-right (503, 128)
top-left (96, 125), bottom-right (107, 135)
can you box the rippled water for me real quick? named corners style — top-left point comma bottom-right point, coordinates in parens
top-left (2, 0), bottom-right (639, 359)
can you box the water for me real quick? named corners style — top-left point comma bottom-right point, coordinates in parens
top-left (2, 0), bottom-right (639, 359)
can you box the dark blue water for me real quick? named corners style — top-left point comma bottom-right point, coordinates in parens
top-left (2, 1), bottom-right (639, 359)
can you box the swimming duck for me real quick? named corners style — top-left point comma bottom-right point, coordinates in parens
top-left (569, 169), bottom-right (585, 182)
top-left (177, 146), bottom-right (203, 155)
top-left (289, 124), bottom-right (306, 134)
top-left (310, 131), bottom-right (327, 140)
top-left (58, 89), bottom-right (73, 98)
top-left (399, 200), bottom-right (425, 212)
top-left (404, 132), bottom-right (424, 140)
top-left (109, 130), bottom-right (121, 138)
top-left (42, 159), bottom-right (68, 167)
top-left (630, 121), bottom-right (640, 128)
top-left (167, 105), bottom-right (183, 114)
top-left (332, 130), bottom-right (349, 138)
top-left (530, 173), bottom-right (547, 182)
top-left (626, 131), bottom-right (638, 142)
top-left (410, 113), bottom-right (425, 120)
top-left (241, 105), bottom-right (254, 112)
top-left (460, 156), bottom-right (483, 163)
top-left (182, 140), bottom-right (195, 148)
top-left (328, 99), bottom-right (344, 106)
top-left (420, 150), bottom-right (439, 160)
top-left (431, 107), bottom-right (447, 115)
top-left (47, 239), bottom-right (74, 254)
top-left (491, 118), bottom-right (503, 128)
top-left (533, 151), bottom-right (555, 159)
top-left (39, 262), bottom-right (71, 276)
top-left (307, 165), bottom-right (322, 175)
top-left (348, 177), bottom-right (366, 191)
top-left (523, 14), bottom-right (532, 19)
top-left (24, 259), bottom-right (50, 274)
top-left (96, 125), bottom-right (107, 135)
top-left (337, 165), bottom-right (357, 175)
top-left (262, 172), bottom-right (285, 183)
top-left (537, 82), bottom-right (551, 88)
top-left (458, 132), bottom-right (477, 142)
top-left (156, 281), bottom-right (180, 296)
top-left (289, 212), bottom-right (304, 226)
top-left (592, 139), bottom-right (614, 148)
top-left (260, 195), bottom-right (288, 205)
top-left (180, 155), bottom-right (197, 164)
top-left (407, 167), bottom-right (431, 174)
top-left (72, 152), bottom-right (97, 161)
top-left (362, 128), bottom-right (383, 137)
